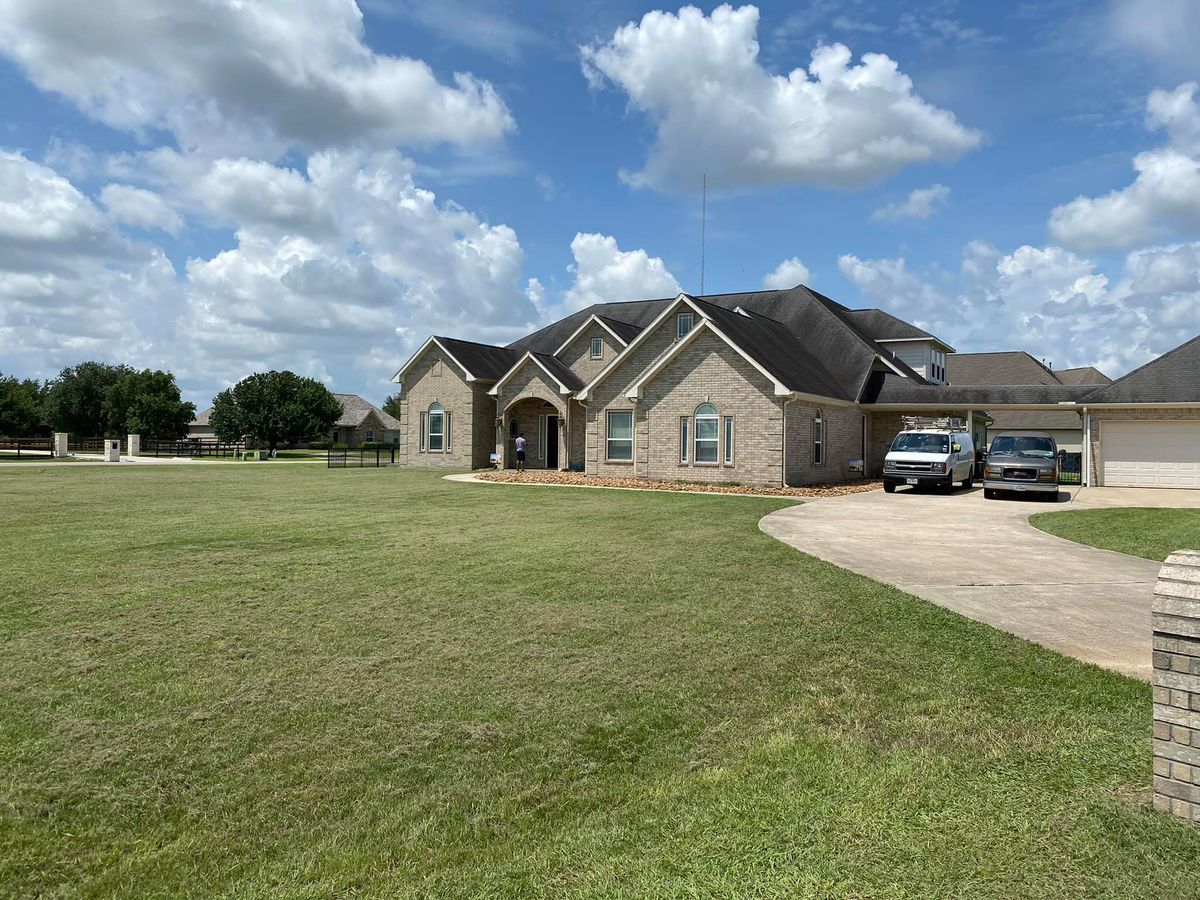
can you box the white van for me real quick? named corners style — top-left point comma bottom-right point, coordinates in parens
top-left (883, 417), bottom-right (975, 494)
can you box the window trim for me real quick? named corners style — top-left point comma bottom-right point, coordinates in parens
top-left (679, 416), bottom-right (688, 463)
top-left (428, 402), bottom-right (445, 453)
top-left (590, 337), bottom-right (603, 360)
top-left (605, 409), bottom-right (634, 462)
top-left (813, 408), bottom-right (824, 465)
top-left (693, 403), bottom-right (719, 465)
top-left (723, 416), bottom-right (733, 465)
top-left (419, 411), bottom-right (427, 452)
top-left (676, 312), bottom-right (694, 340)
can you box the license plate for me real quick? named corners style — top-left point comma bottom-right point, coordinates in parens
top-left (906, 478), bottom-right (919, 485)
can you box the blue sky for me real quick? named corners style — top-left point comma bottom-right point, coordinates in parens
top-left (2, 0), bottom-right (1199, 406)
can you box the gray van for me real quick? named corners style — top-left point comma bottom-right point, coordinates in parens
top-left (983, 432), bottom-right (1060, 500)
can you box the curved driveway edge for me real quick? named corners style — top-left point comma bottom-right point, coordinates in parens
top-left (760, 486), bottom-right (1200, 681)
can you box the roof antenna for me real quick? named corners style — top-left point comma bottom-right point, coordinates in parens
top-left (700, 173), bottom-right (707, 297)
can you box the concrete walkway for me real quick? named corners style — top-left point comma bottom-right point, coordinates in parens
top-left (760, 486), bottom-right (1200, 680)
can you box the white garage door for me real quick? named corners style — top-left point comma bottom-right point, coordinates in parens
top-left (1102, 420), bottom-right (1200, 488)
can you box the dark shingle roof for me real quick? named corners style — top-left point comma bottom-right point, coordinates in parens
top-left (862, 375), bottom-right (1095, 406)
top-left (1055, 365), bottom-right (1111, 385)
top-left (596, 315), bottom-right (642, 344)
top-left (1082, 335), bottom-right (1200, 403)
top-left (434, 336), bottom-right (517, 382)
top-left (530, 352), bottom-right (585, 392)
top-left (844, 308), bottom-right (938, 343)
top-left (988, 410), bottom-right (1084, 430)
top-left (947, 351), bottom-right (1060, 386)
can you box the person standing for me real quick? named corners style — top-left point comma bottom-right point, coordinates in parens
top-left (514, 432), bottom-right (527, 472)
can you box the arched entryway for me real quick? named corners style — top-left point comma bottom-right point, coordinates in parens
top-left (500, 396), bottom-right (567, 469)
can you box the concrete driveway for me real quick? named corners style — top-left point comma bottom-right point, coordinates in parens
top-left (760, 486), bottom-right (1200, 680)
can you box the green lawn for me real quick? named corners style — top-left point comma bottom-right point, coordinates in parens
top-left (1031, 507), bottom-right (1200, 561)
top-left (1, 467), bottom-right (1197, 897)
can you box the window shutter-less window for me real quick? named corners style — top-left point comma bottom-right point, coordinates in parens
top-left (679, 417), bottom-right (688, 462)
top-left (445, 411), bottom-right (451, 452)
top-left (419, 412), bottom-right (427, 451)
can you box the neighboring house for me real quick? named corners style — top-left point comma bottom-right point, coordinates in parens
top-left (188, 408), bottom-right (215, 439)
top-left (393, 284), bottom-right (1200, 489)
top-left (187, 394), bottom-right (401, 448)
top-left (329, 394), bottom-right (401, 447)
top-left (946, 351), bottom-right (1113, 452)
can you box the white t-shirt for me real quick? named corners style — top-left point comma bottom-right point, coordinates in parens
top-left (515, 436), bottom-right (527, 451)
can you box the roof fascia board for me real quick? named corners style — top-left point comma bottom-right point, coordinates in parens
top-left (551, 314), bottom-right (631, 357)
top-left (392, 336), bottom-right (475, 383)
top-left (578, 293), bottom-right (704, 401)
top-left (488, 351), bottom-right (574, 397)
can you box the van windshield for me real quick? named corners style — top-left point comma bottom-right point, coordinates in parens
top-left (890, 433), bottom-right (950, 454)
top-left (990, 435), bottom-right (1055, 459)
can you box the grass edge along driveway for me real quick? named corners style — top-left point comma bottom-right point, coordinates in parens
top-left (1031, 507), bottom-right (1200, 561)
top-left (2, 466), bottom-right (1199, 898)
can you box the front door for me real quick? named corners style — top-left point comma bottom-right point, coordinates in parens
top-left (545, 415), bottom-right (558, 469)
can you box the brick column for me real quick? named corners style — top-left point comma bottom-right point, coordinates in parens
top-left (127, 434), bottom-right (140, 457)
top-left (1152, 550), bottom-right (1200, 822)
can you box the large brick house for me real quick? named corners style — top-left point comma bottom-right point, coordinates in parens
top-left (392, 285), bottom-right (1200, 489)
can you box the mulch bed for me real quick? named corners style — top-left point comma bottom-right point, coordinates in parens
top-left (475, 470), bottom-right (882, 498)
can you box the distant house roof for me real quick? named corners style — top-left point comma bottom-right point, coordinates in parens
top-left (947, 351), bottom-right (1062, 386)
top-left (333, 394), bottom-right (401, 430)
top-left (1082, 335), bottom-right (1200, 404)
top-left (1055, 365), bottom-right (1112, 385)
top-left (191, 407), bottom-right (212, 426)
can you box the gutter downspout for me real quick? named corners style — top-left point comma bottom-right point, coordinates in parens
top-left (781, 396), bottom-right (794, 487)
top-left (1082, 406), bottom-right (1091, 487)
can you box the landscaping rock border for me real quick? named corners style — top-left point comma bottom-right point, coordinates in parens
top-left (475, 470), bottom-right (881, 498)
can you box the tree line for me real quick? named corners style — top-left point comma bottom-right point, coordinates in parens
top-left (0, 363), bottom-right (196, 439)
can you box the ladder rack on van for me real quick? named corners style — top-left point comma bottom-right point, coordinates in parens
top-left (901, 416), bottom-right (965, 431)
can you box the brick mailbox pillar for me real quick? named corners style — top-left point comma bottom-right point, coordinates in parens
top-left (1152, 550), bottom-right (1200, 822)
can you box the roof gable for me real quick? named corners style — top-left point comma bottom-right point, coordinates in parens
top-left (488, 350), bottom-right (584, 397)
top-left (1055, 365), bottom-right (1111, 385)
top-left (551, 313), bottom-right (637, 357)
top-left (333, 394), bottom-right (401, 429)
top-left (946, 351), bottom-right (1060, 386)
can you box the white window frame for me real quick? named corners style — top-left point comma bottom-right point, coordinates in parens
top-left (428, 402), bottom-right (445, 452)
top-left (813, 408), bottom-right (824, 465)
top-left (694, 403), bottom-right (719, 465)
top-left (606, 410), bottom-right (634, 462)
top-left (676, 312), bottom-right (694, 340)
top-left (679, 416), bottom-right (688, 463)
top-left (723, 416), bottom-right (733, 465)
top-left (590, 337), bottom-right (603, 359)
top-left (419, 412), bottom-right (427, 452)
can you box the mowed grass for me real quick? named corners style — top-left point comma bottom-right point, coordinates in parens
top-left (1, 467), bottom-right (1198, 898)
top-left (1031, 507), bottom-right (1200, 561)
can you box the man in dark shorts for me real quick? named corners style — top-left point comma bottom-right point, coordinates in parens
top-left (515, 432), bottom-right (527, 472)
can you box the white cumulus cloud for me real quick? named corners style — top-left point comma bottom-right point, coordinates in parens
top-left (1048, 82), bottom-right (1200, 252)
top-left (563, 233), bottom-right (680, 312)
top-left (871, 183), bottom-right (950, 222)
top-left (0, 0), bottom-right (515, 159)
top-left (580, 4), bottom-right (981, 191)
top-left (100, 184), bottom-right (183, 234)
top-left (762, 257), bottom-right (812, 289)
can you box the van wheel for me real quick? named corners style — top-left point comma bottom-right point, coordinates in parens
top-left (884, 482), bottom-right (896, 493)
top-left (962, 473), bottom-right (973, 489)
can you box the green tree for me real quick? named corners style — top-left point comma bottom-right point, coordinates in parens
top-left (209, 371), bottom-right (342, 451)
top-left (103, 369), bottom-right (196, 439)
top-left (43, 362), bottom-right (132, 436)
top-left (382, 392), bottom-right (402, 420)
top-left (0, 373), bottom-right (49, 436)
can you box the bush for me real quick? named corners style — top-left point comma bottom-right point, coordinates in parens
top-left (308, 440), bottom-right (333, 450)
top-left (359, 441), bottom-right (386, 450)
top-left (331, 442), bottom-right (348, 450)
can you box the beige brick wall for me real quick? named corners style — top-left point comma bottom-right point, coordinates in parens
top-left (558, 326), bottom-right (626, 386)
top-left (398, 347), bottom-right (492, 469)
top-left (1090, 407), bottom-right (1200, 486)
top-left (495, 359), bottom-right (568, 469)
top-left (1152, 551), bottom-right (1200, 823)
top-left (586, 314), bottom-right (679, 478)
top-left (785, 402), bottom-right (867, 485)
top-left (342, 410), bottom-right (398, 447)
top-left (639, 331), bottom-right (783, 486)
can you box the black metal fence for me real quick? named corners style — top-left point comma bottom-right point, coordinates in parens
top-left (327, 446), bottom-right (397, 468)
top-left (142, 439), bottom-right (245, 458)
top-left (68, 436), bottom-right (109, 453)
top-left (1058, 451), bottom-right (1083, 485)
top-left (0, 437), bottom-right (54, 457)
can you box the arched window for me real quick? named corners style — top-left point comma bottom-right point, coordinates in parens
top-left (813, 409), bottom-right (824, 465)
top-left (509, 417), bottom-right (519, 439)
top-left (428, 402), bottom-right (445, 452)
top-left (694, 403), bottom-right (719, 463)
